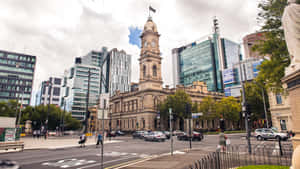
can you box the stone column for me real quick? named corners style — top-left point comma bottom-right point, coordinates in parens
top-left (282, 70), bottom-right (300, 148)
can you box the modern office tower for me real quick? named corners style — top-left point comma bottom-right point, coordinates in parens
top-left (0, 50), bottom-right (36, 106)
top-left (106, 48), bottom-right (131, 96)
top-left (243, 32), bottom-right (266, 59)
top-left (172, 18), bottom-right (240, 92)
top-left (36, 77), bottom-right (62, 106)
top-left (223, 58), bottom-right (263, 97)
top-left (62, 58), bottom-right (101, 120)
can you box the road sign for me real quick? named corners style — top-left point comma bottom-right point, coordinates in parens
top-left (192, 112), bottom-right (203, 118)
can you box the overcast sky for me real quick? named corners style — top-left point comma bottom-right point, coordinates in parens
top-left (0, 0), bottom-right (261, 101)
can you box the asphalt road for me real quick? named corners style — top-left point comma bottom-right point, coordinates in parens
top-left (0, 134), bottom-right (286, 169)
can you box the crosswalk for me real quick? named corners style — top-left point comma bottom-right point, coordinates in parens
top-left (41, 151), bottom-right (149, 168)
top-left (96, 151), bottom-right (150, 158)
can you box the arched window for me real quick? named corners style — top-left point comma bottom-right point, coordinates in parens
top-left (152, 65), bottom-right (157, 77)
top-left (143, 65), bottom-right (146, 77)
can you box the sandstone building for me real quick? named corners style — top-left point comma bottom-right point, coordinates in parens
top-left (108, 16), bottom-right (224, 131)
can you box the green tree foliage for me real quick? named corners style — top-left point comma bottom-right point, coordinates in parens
top-left (216, 97), bottom-right (241, 123)
top-left (253, 0), bottom-right (289, 92)
top-left (0, 101), bottom-right (81, 131)
top-left (0, 100), bottom-right (19, 117)
top-left (244, 82), bottom-right (269, 121)
top-left (158, 90), bottom-right (192, 120)
top-left (199, 96), bottom-right (218, 120)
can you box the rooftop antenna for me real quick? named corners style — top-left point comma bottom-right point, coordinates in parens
top-left (213, 16), bottom-right (219, 34)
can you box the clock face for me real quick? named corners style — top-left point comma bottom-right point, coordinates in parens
top-left (151, 41), bottom-right (156, 47)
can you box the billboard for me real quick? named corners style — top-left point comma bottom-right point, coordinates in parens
top-left (223, 68), bottom-right (235, 84)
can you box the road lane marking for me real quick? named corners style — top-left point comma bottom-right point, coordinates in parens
top-left (42, 159), bottom-right (95, 168)
top-left (77, 156), bottom-right (138, 169)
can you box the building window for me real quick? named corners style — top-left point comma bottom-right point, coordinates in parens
top-left (153, 65), bottom-right (157, 77)
top-left (53, 87), bottom-right (60, 96)
top-left (276, 93), bottom-right (282, 104)
top-left (143, 65), bottom-right (146, 77)
top-left (280, 120), bottom-right (287, 130)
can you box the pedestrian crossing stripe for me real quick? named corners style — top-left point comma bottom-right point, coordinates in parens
top-left (96, 151), bottom-right (149, 158)
top-left (42, 159), bottom-right (96, 168)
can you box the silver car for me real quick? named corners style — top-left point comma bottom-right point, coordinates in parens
top-left (255, 128), bottom-right (289, 141)
top-left (144, 131), bottom-right (166, 142)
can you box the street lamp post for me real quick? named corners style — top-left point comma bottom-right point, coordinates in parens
top-left (238, 61), bottom-right (252, 154)
top-left (45, 81), bottom-right (52, 139)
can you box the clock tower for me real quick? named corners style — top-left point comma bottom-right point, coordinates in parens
top-left (139, 17), bottom-right (163, 90)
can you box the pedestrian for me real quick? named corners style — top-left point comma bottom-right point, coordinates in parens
top-left (33, 130), bottom-right (36, 138)
top-left (96, 133), bottom-right (103, 148)
top-left (219, 133), bottom-right (226, 152)
top-left (79, 134), bottom-right (86, 148)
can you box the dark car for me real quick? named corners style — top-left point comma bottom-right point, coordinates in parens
top-left (116, 130), bottom-right (125, 136)
top-left (177, 131), bottom-right (203, 141)
top-left (107, 131), bottom-right (116, 137)
top-left (0, 160), bottom-right (20, 169)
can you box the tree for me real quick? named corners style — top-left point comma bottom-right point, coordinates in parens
top-left (244, 82), bottom-right (270, 122)
top-left (19, 104), bottom-right (81, 131)
top-left (158, 90), bottom-right (192, 130)
top-left (253, 0), bottom-right (289, 92)
top-left (0, 100), bottom-right (19, 117)
top-left (199, 96), bottom-right (218, 120)
top-left (216, 97), bottom-right (241, 124)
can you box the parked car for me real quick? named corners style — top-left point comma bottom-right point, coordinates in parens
top-left (173, 130), bottom-right (185, 136)
top-left (107, 131), bottom-right (116, 137)
top-left (177, 131), bottom-right (204, 141)
top-left (162, 131), bottom-right (170, 139)
top-left (144, 131), bottom-right (166, 142)
top-left (116, 130), bottom-right (125, 136)
top-left (0, 160), bottom-right (20, 169)
top-left (255, 128), bottom-right (289, 141)
top-left (132, 131), bottom-right (144, 139)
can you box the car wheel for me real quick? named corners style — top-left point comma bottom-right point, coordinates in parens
top-left (257, 136), bottom-right (263, 141)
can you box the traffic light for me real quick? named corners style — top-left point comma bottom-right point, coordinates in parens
top-left (86, 111), bottom-right (91, 119)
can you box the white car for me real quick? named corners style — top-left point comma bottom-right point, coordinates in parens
top-left (144, 131), bottom-right (166, 142)
top-left (255, 128), bottom-right (289, 141)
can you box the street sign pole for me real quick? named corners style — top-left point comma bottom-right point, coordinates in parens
top-left (169, 108), bottom-right (173, 156)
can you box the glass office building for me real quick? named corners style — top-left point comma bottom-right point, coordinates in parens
top-left (173, 34), bottom-right (241, 93)
top-left (0, 50), bottom-right (36, 106)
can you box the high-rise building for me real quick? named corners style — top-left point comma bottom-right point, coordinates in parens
top-left (62, 58), bottom-right (101, 120)
top-left (106, 48), bottom-right (131, 96)
top-left (36, 77), bottom-right (62, 106)
top-left (243, 32), bottom-right (265, 59)
top-left (0, 50), bottom-right (36, 106)
top-left (61, 47), bottom-right (131, 120)
top-left (223, 58), bottom-right (263, 97)
top-left (172, 18), bottom-right (240, 92)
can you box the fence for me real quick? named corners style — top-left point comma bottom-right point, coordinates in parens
top-left (188, 142), bottom-right (293, 169)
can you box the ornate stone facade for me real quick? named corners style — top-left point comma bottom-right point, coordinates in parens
top-left (109, 17), bottom-right (224, 131)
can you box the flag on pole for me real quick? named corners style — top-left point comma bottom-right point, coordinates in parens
top-left (149, 6), bottom-right (156, 13)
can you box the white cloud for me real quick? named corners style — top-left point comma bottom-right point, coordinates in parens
top-left (0, 0), bottom-right (260, 101)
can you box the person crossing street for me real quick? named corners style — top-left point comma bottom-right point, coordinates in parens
top-left (96, 133), bottom-right (103, 148)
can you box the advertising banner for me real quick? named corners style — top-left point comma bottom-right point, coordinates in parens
top-left (5, 128), bottom-right (16, 142)
top-left (223, 69), bottom-right (235, 84)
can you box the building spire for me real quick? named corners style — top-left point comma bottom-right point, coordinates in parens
top-left (213, 16), bottom-right (219, 34)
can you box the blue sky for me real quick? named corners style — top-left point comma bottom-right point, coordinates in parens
top-left (128, 26), bottom-right (142, 48)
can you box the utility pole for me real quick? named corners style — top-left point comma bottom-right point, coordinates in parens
top-left (169, 108), bottom-right (173, 156)
top-left (239, 62), bottom-right (251, 154)
top-left (84, 69), bottom-right (91, 134)
top-left (17, 89), bottom-right (24, 132)
top-left (45, 81), bottom-right (52, 139)
top-left (62, 99), bottom-right (66, 136)
top-left (101, 100), bottom-right (105, 169)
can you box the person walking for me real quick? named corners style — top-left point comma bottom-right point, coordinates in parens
top-left (96, 133), bottom-right (103, 148)
top-left (79, 134), bottom-right (86, 148)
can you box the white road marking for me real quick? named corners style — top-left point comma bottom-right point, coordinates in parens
top-left (42, 159), bottom-right (96, 168)
top-left (77, 156), bottom-right (137, 169)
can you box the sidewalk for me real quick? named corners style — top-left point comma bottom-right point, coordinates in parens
top-left (21, 136), bottom-right (121, 150)
top-left (119, 149), bottom-right (211, 169)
